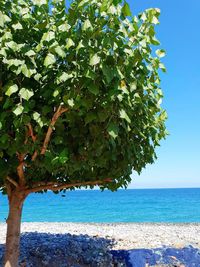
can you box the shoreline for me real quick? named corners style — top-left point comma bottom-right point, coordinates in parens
top-left (1, 222), bottom-right (200, 250)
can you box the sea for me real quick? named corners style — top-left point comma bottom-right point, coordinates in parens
top-left (0, 188), bottom-right (200, 223)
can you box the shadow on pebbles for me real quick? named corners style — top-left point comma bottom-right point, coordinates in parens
top-left (0, 233), bottom-right (200, 267)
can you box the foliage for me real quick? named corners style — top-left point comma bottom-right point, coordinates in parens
top-left (0, 0), bottom-right (167, 193)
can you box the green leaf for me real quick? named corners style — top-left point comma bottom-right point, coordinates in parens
top-left (57, 72), bottom-right (73, 84)
top-left (7, 59), bottom-right (25, 67)
top-left (33, 112), bottom-right (43, 127)
top-left (13, 105), bottom-right (24, 116)
top-left (66, 38), bottom-right (75, 49)
top-left (151, 16), bottom-right (159, 24)
top-left (85, 69), bottom-right (95, 79)
top-left (122, 2), bottom-right (132, 17)
top-left (160, 110), bottom-right (168, 120)
top-left (58, 23), bottom-right (71, 32)
top-left (5, 84), bottom-right (19, 97)
top-left (108, 5), bottom-right (117, 14)
top-left (85, 113), bottom-right (97, 124)
top-left (82, 19), bottom-right (93, 31)
top-left (67, 99), bottom-right (74, 107)
top-left (42, 31), bottom-right (55, 42)
top-left (19, 88), bottom-right (34, 101)
top-left (21, 64), bottom-right (36, 78)
top-left (147, 8), bottom-right (160, 25)
top-left (130, 82), bottom-right (137, 92)
top-left (89, 54), bottom-right (100, 66)
top-left (100, 0), bottom-right (108, 12)
top-left (159, 63), bottom-right (166, 72)
top-left (59, 149), bottom-right (69, 164)
top-left (107, 123), bottom-right (119, 139)
top-left (0, 12), bottom-right (4, 27)
top-left (151, 16), bottom-right (159, 25)
top-left (98, 111), bottom-right (108, 122)
top-left (33, 0), bottom-right (47, 6)
top-left (0, 134), bottom-right (9, 144)
top-left (55, 46), bottom-right (66, 58)
top-left (53, 89), bottom-right (59, 97)
top-left (113, 0), bottom-right (121, 5)
top-left (0, 11), bottom-right (11, 28)
top-left (88, 83), bottom-right (99, 95)
top-left (140, 12), bottom-right (147, 21)
top-left (5, 41), bottom-right (18, 52)
top-left (156, 49), bottom-right (166, 58)
top-left (150, 34), bottom-right (160, 45)
top-left (12, 22), bottom-right (23, 30)
top-left (102, 64), bottom-right (114, 83)
top-left (34, 73), bottom-right (42, 81)
top-left (44, 53), bottom-right (56, 67)
top-left (0, 122), bottom-right (2, 130)
top-left (33, 112), bottom-right (40, 121)
top-left (78, 0), bottom-right (88, 8)
top-left (51, 156), bottom-right (59, 165)
top-left (76, 40), bottom-right (84, 51)
top-left (25, 50), bottom-right (36, 57)
top-left (53, 136), bottom-right (63, 145)
top-left (119, 109), bottom-right (131, 123)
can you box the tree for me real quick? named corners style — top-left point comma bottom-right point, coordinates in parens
top-left (0, 0), bottom-right (167, 266)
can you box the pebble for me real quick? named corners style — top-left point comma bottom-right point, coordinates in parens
top-left (0, 223), bottom-right (200, 266)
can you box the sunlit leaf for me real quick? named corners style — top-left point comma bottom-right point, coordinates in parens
top-left (122, 2), bottom-right (131, 17)
top-left (89, 54), bottom-right (100, 66)
top-left (107, 123), bottom-right (119, 139)
top-left (19, 88), bottom-right (34, 101)
top-left (13, 105), bottom-right (24, 116)
top-left (44, 53), bottom-right (56, 67)
top-left (5, 84), bottom-right (18, 97)
top-left (66, 38), bottom-right (75, 49)
top-left (119, 109), bottom-right (131, 123)
top-left (57, 72), bottom-right (73, 84)
top-left (156, 49), bottom-right (166, 58)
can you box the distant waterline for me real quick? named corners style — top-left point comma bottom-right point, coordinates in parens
top-left (0, 188), bottom-right (200, 222)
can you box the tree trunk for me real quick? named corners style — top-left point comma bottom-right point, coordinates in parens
top-left (4, 191), bottom-right (27, 267)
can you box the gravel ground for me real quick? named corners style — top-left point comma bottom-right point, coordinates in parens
top-left (0, 223), bottom-right (200, 267)
top-left (0, 223), bottom-right (200, 250)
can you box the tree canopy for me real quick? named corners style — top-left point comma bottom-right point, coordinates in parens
top-left (0, 0), bottom-right (167, 195)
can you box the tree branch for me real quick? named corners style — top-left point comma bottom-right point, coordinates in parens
top-left (27, 123), bottom-right (37, 142)
top-left (40, 106), bottom-right (68, 155)
top-left (30, 106), bottom-right (68, 161)
top-left (25, 123), bottom-right (38, 161)
top-left (16, 154), bottom-right (26, 186)
top-left (6, 176), bottom-right (19, 188)
top-left (31, 151), bottom-right (38, 161)
top-left (25, 178), bottom-right (113, 194)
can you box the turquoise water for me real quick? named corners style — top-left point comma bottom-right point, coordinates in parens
top-left (0, 188), bottom-right (200, 222)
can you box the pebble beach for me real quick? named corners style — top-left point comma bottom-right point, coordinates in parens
top-left (1, 223), bottom-right (200, 250)
top-left (0, 223), bottom-right (200, 266)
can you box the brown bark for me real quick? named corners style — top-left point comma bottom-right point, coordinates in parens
top-left (31, 106), bottom-right (68, 161)
top-left (40, 106), bottom-right (68, 155)
top-left (25, 178), bottom-right (113, 194)
top-left (4, 190), bottom-right (28, 267)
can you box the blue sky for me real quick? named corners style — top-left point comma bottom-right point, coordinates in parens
top-left (128, 0), bottom-right (200, 188)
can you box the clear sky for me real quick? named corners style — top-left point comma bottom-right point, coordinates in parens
top-left (128, 0), bottom-right (200, 188)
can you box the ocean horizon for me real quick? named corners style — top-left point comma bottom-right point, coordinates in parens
top-left (1, 188), bottom-right (200, 223)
